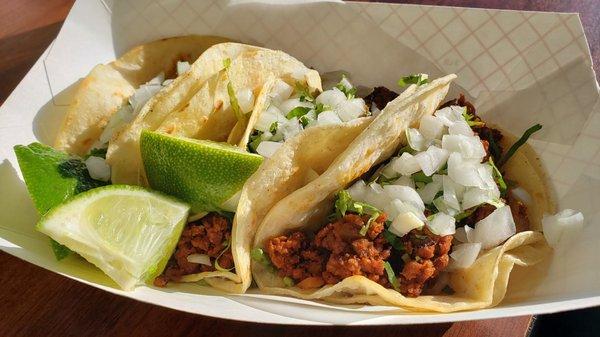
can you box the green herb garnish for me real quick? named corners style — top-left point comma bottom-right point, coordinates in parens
top-left (488, 157), bottom-right (507, 195)
top-left (398, 74), bottom-right (428, 87)
top-left (455, 208), bottom-right (476, 221)
top-left (227, 82), bottom-right (243, 121)
top-left (461, 108), bottom-right (485, 127)
top-left (251, 247), bottom-right (275, 272)
top-left (383, 228), bottom-right (404, 252)
top-left (383, 261), bottom-right (401, 291)
top-left (269, 122), bottom-right (279, 134)
top-left (286, 106), bottom-right (311, 120)
top-left (334, 190), bottom-right (381, 236)
top-left (295, 82), bottom-right (314, 102)
top-left (283, 276), bottom-right (295, 287)
top-left (248, 130), bottom-right (263, 153)
top-left (335, 75), bottom-right (357, 99)
top-left (412, 171), bottom-right (433, 184)
top-left (498, 124), bottom-right (542, 167)
top-left (314, 102), bottom-right (329, 115)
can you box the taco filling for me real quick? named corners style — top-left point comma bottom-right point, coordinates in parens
top-left (256, 93), bottom-right (543, 297)
top-left (248, 76), bottom-right (368, 157)
top-left (154, 212), bottom-right (234, 286)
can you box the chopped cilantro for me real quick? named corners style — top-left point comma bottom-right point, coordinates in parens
top-left (314, 102), bottom-right (329, 115)
top-left (286, 106), bottom-right (311, 120)
top-left (412, 171), bottom-right (433, 184)
top-left (397, 74), bottom-right (428, 87)
top-left (384, 261), bottom-right (401, 291)
top-left (498, 124), bottom-right (542, 167)
top-left (383, 228), bottom-right (404, 252)
top-left (51, 239), bottom-right (71, 260)
top-left (488, 157), bottom-right (507, 196)
top-left (283, 276), bottom-right (295, 287)
top-left (378, 174), bottom-right (400, 186)
top-left (248, 130), bottom-right (264, 153)
top-left (295, 82), bottom-right (314, 102)
top-left (461, 108), bottom-right (485, 127)
top-left (251, 247), bottom-right (275, 272)
top-left (269, 122), bottom-right (279, 134)
top-left (335, 75), bottom-right (357, 99)
top-left (334, 190), bottom-right (381, 236)
top-left (455, 208), bottom-right (476, 221)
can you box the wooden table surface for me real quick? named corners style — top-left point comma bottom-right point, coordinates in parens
top-left (0, 1), bottom-right (598, 336)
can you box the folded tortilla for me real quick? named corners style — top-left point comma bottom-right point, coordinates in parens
top-left (54, 35), bottom-right (232, 156)
top-left (107, 44), bottom-right (321, 186)
top-left (251, 74), bottom-right (553, 312)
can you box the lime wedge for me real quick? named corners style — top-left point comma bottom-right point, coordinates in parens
top-left (37, 185), bottom-right (190, 290)
top-left (141, 130), bottom-right (263, 212)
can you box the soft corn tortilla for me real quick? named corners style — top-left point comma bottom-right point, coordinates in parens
top-left (107, 44), bottom-right (321, 185)
top-left (251, 74), bottom-right (552, 312)
top-left (54, 35), bottom-right (232, 156)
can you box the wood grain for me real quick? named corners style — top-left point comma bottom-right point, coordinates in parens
top-left (0, 0), bottom-right (597, 336)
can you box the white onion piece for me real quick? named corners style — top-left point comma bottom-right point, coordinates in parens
top-left (254, 105), bottom-right (285, 132)
top-left (391, 175), bottom-right (415, 189)
top-left (270, 79), bottom-right (293, 105)
top-left (443, 175), bottom-right (465, 211)
top-left (478, 164), bottom-right (497, 190)
top-left (280, 117), bottom-right (302, 140)
top-left (442, 135), bottom-right (486, 160)
top-left (390, 152), bottom-right (421, 176)
top-left (542, 209), bottom-right (584, 247)
top-left (363, 183), bottom-right (390, 210)
top-left (147, 72), bottom-right (165, 85)
top-left (278, 98), bottom-right (313, 116)
top-left (450, 243), bottom-right (481, 269)
top-left (384, 200), bottom-right (425, 222)
top-left (187, 254), bottom-right (212, 266)
top-left (85, 156), bottom-right (111, 182)
top-left (383, 185), bottom-right (424, 211)
top-left (511, 187), bottom-right (532, 205)
top-left (415, 146), bottom-right (449, 176)
top-left (461, 186), bottom-right (501, 210)
top-left (236, 88), bottom-right (255, 114)
top-left (428, 213), bottom-right (456, 236)
top-left (454, 226), bottom-right (473, 243)
top-left (371, 102), bottom-right (381, 116)
top-left (417, 174), bottom-right (443, 204)
top-left (434, 105), bottom-right (464, 126)
top-left (315, 88), bottom-right (346, 108)
top-left (433, 197), bottom-right (459, 216)
top-left (339, 76), bottom-right (353, 90)
top-left (347, 180), bottom-right (368, 201)
top-left (317, 110), bottom-right (343, 126)
top-left (407, 128), bottom-right (427, 151)
top-left (447, 153), bottom-right (485, 188)
top-left (99, 104), bottom-right (135, 144)
top-left (389, 212), bottom-right (424, 237)
top-left (419, 115), bottom-right (446, 140)
top-left (471, 206), bottom-right (516, 249)
top-left (448, 119), bottom-right (474, 136)
top-left (130, 83), bottom-right (162, 113)
top-left (256, 141), bottom-right (283, 158)
top-left (336, 98), bottom-right (366, 122)
top-left (176, 61), bottom-right (191, 76)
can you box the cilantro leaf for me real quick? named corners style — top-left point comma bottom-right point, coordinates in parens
top-left (248, 130), bottom-right (264, 153)
top-left (286, 106), bottom-right (311, 120)
top-left (335, 76), bottom-right (357, 99)
top-left (498, 124), bottom-right (542, 167)
top-left (488, 157), bottom-right (507, 196)
top-left (384, 261), bottom-right (401, 291)
top-left (398, 74), bottom-right (428, 87)
top-left (227, 82), bottom-right (243, 121)
top-left (295, 82), bottom-right (314, 102)
top-left (383, 229), bottom-right (404, 252)
top-left (314, 102), bottom-right (329, 115)
top-left (412, 171), bottom-right (433, 184)
top-left (461, 108), bottom-right (485, 127)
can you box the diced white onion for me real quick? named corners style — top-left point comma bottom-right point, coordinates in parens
top-left (462, 186), bottom-right (501, 210)
top-left (99, 104), bottom-right (135, 144)
top-left (187, 254), bottom-right (211, 266)
top-left (415, 146), bottom-right (449, 176)
top-left (363, 183), bottom-right (390, 210)
top-left (347, 180), bottom-right (368, 201)
top-left (433, 197), bottom-right (459, 216)
top-left (371, 102), bottom-right (381, 116)
top-left (442, 134), bottom-right (486, 160)
top-left (130, 83), bottom-right (163, 113)
top-left (454, 226), bottom-right (473, 243)
top-left (434, 105), bottom-right (464, 126)
top-left (317, 110), bottom-right (343, 125)
top-left (447, 153), bottom-right (485, 188)
top-left (147, 72), bottom-right (165, 85)
top-left (448, 119), bottom-right (474, 136)
top-left (280, 117), bottom-right (303, 140)
top-left (85, 156), bottom-right (111, 182)
top-left (254, 105), bottom-right (285, 132)
top-left (443, 175), bottom-right (465, 211)
top-left (417, 174), bottom-right (443, 204)
top-left (236, 88), bottom-right (255, 114)
top-left (419, 115), bottom-right (446, 140)
top-left (542, 209), bottom-right (584, 247)
top-left (339, 76), bottom-right (353, 90)
top-left (256, 141), bottom-right (283, 158)
top-left (383, 199), bottom-right (425, 222)
top-left (389, 212), bottom-right (424, 237)
top-left (407, 128), bottom-right (427, 151)
top-left (278, 98), bottom-right (313, 115)
top-left (471, 206), bottom-right (516, 249)
top-left (383, 185), bottom-right (424, 211)
top-left (177, 61), bottom-right (191, 76)
top-left (316, 87), bottom-right (346, 108)
top-left (428, 213), bottom-right (456, 236)
top-left (270, 79), bottom-right (294, 105)
top-left (450, 243), bottom-right (481, 269)
top-left (390, 152), bottom-right (421, 176)
top-left (391, 175), bottom-right (415, 189)
top-left (336, 98), bottom-right (366, 122)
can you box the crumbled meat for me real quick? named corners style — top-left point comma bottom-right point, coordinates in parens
top-left (398, 228), bottom-right (453, 297)
top-left (266, 213), bottom-right (391, 288)
top-left (154, 213), bottom-right (233, 287)
top-left (364, 87), bottom-right (399, 110)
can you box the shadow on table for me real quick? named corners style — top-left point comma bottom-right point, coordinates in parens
top-left (532, 306), bottom-right (600, 337)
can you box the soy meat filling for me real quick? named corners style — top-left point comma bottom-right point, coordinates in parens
top-left (154, 213), bottom-right (233, 286)
top-left (266, 213), bottom-right (452, 297)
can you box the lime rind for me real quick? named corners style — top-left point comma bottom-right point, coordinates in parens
top-left (37, 185), bottom-right (190, 290)
top-left (141, 130), bottom-right (263, 212)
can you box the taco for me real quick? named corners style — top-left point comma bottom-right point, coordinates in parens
top-left (106, 44), bottom-right (322, 185)
top-left (54, 35), bottom-right (232, 156)
top-left (251, 74), bottom-right (554, 312)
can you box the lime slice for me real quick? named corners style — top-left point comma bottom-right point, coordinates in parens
top-left (140, 130), bottom-right (263, 212)
top-left (37, 185), bottom-right (190, 290)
